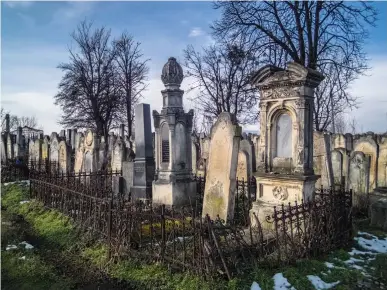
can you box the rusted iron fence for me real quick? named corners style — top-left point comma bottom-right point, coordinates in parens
top-left (1, 158), bottom-right (30, 183)
top-left (2, 160), bottom-right (353, 279)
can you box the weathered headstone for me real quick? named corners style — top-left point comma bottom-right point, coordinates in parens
top-left (84, 151), bottom-right (93, 172)
top-left (50, 134), bottom-right (59, 163)
top-left (132, 104), bottom-right (155, 200)
top-left (202, 113), bottom-right (241, 223)
top-left (240, 138), bottom-right (254, 175)
top-left (331, 149), bottom-right (343, 186)
top-left (349, 151), bottom-right (371, 205)
top-left (111, 138), bottom-right (124, 171)
top-left (58, 141), bottom-right (69, 173)
top-left (122, 161), bottom-right (134, 198)
top-left (42, 137), bottom-right (49, 160)
top-left (236, 151), bottom-right (249, 181)
top-left (7, 134), bottom-right (14, 159)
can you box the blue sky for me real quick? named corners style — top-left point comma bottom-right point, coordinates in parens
top-left (1, 1), bottom-right (387, 134)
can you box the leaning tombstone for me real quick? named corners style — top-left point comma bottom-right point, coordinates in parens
top-left (202, 112), bottom-right (241, 223)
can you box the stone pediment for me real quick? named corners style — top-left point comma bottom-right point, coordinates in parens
top-left (251, 62), bottom-right (324, 90)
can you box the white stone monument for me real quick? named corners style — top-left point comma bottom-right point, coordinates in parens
top-left (152, 57), bottom-right (196, 206)
top-left (249, 62), bottom-right (324, 227)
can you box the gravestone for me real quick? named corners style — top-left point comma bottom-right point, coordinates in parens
top-left (58, 141), bottom-right (69, 173)
top-left (34, 139), bottom-right (42, 162)
top-left (1, 135), bottom-right (7, 161)
top-left (202, 112), bottom-right (241, 223)
top-left (236, 151), bottom-right (249, 181)
top-left (132, 103), bottom-right (155, 200)
top-left (42, 137), bottom-right (49, 160)
top-left (84, 151), bottom-right (93, 172)
top-left (240, 138), bottom-right (254, 175)
top-left (7, 134), bottom-right (14, 159)
top-left (331, 149), bottom-right (343, 186)
top-left (349, 151), bottom-right (371, 205)
top-left (28, 140), bottom-right (35, 162)
top-left (111, 138), bottom-right (124, 171)
top-left (50, 134), bottom-right (59, 163)
top-left (122, 161), bottom-right (134, 199)
top-left (191, 139), bottom-right (199, 175)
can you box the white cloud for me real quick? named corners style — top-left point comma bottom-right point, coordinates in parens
top-left (189, 27), bottom-right (204, 37)
top-left (346, 55), bottom-right (387, 133)
top-left (3, 1), bottom-right (33, 9)
top-left (50, 2), bottom-right (95, 26)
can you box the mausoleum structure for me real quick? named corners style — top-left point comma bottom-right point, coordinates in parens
top-left (249, 62), bottom-right (324, 226)
top-left (152, 57), bottom-right (196, 206)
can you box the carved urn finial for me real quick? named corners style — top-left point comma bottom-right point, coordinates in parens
top-left (161, 57), bottom-right (184, 88)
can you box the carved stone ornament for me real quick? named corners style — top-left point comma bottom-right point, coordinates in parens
top-left (161, 57), bottom-right (184, 86)
top-left (272, 186), bottom-right (289, 201)
top-left (261, 87), bottom-right (298, 100)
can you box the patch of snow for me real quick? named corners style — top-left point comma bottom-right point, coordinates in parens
top-left (348, 248), bottom-right (376, 256)
top-left (19, 200), bottom-right (29, 204)
top-left (355, 235), bottom-right (387, 253)
top-left (325, 262), bottom-right (335, 268)
top-left (19, 256), bottom-right (26, 260)
top-left (307, 275), bottom-right (340, 289)
top-left (251, 281), bottom-right (262, 290)
top-left (6, 244), bottom-right (17, 251)
top-left (20, 241), bottom-right (34, 249)
top-left (273, 273), bottom-right (296, 290)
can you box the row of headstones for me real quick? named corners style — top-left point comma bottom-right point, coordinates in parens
top-left (313, 131), bottom-right (387, 198)
top-left (191, 132), bottom-right (259, 180)
top-left (1, 126), bottom-right (137, 174)
top-left (191, 129), bottom-right (387, 197)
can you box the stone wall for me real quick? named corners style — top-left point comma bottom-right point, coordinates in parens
top-left (192, 130), bottom-right (387, 196)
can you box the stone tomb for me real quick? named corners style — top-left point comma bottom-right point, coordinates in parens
top-left (249, 62), bottom-right (324, 227)
top-left (111, 137), bottom-right (125, 171)
top-left (236, 150), bottom-right (249, 181)
top-left (202, 112), bottom-right (241, 223)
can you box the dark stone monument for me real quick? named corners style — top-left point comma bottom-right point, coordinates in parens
top-left (131, 103), bottom-right (155, 200)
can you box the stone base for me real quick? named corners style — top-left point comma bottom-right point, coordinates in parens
top-left (250, 173), bottom-right (319, 228)
top-left (152, 179), bottom-right (197, 207)
top-left (131, 185), bottom-right (152, 200)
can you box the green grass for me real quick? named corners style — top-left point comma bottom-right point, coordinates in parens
top-left (2, 182), bottom-right (387, 290)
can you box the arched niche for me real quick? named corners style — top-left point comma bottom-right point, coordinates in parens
top-left (269, 108), bottom-right (295, 173)
top-left (160, 123), bottom-right (169, 164)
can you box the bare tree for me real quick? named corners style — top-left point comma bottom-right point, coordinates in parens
top-left (184, 42), bottom-right (259, 125)
top-left (212, 1), bottom-right (377, 130)
top-left (113, 32), bottom-right (150, 138)
top-left (1, 109), bottom-right (42, 133)
top-left (314, 63), bottom-right (359, 131)
top-left (54, 20), bottom-right (121, 169)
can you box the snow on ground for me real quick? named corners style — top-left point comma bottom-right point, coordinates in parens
top-left (307, 275), bottom-right (340, 290)
top-left (19, 256), bottom-right (26, 260)
top-left (20, 241), bottom-right (34, 249)
top-left (251, 281), bottom-right (262, 290)
top-left (19, 200), bottom-right (29, 204)
top-left (2, 180), bottom-right (30, 187)
top-left (273, 273), bottom-right (296, 290)
top-left (6, 245), bottom-right (17, 251)
top-left (355, 232), bottom-right (387, 253)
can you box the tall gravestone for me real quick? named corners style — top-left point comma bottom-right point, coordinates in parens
top-left (202, 113), bottom-right (241, 223)
top-left (131, 103), bottom-right (155, 200)
top-left (249, 62), bottom-right (324, 227)
top-left (152, 57), bottom-right (196, 206)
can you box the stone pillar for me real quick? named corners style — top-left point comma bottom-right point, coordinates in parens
top-left (71, 129), bottom-right (77, 150)
top-left (5, 114), bottom-right (10, 133)
top-left (59, 130), bottom-right (65, 138)
top-left (16, 127), bottom-right (23, 146)
top-left (131, 104), bottom-right (155, 200)
top-left (120, 124), bottom-right (125, 138)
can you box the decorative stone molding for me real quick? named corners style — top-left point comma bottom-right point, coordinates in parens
top-left (272, 186), bottom-right (289, 200)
